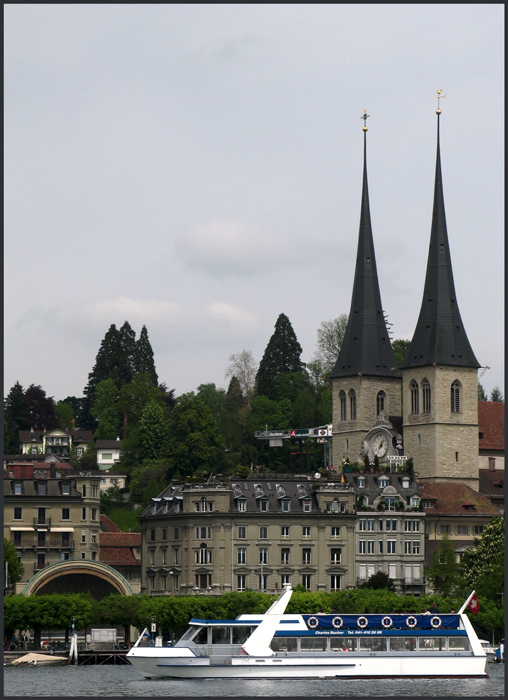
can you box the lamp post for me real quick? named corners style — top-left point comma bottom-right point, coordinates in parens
top-left (151, 616), bottom-right (156, 646)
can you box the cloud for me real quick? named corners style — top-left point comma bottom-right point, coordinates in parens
top-left (176, 219), bottom-right (296, 276)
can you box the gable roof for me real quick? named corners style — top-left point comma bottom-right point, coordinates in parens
top-left (419, 482), bottom-right (499, 516)
top-left (478, 401), bottom-right (505, 451)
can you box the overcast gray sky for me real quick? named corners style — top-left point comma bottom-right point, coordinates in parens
top-left (5, 4), bottom-right (504, 404)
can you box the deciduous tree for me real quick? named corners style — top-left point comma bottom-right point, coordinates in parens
top-left (312, 315), bottom-right (348, 375)
top-left (425, 533), bottom-right (459, 597)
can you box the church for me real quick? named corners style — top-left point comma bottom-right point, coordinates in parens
top-left (330, 98), bottom-right (482, 493)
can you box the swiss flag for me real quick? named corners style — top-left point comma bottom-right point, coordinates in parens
top-left (468, 592), bottom-right (480, 615)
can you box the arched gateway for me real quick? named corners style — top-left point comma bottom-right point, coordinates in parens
top-left (23, 560), bottom-right (133, 598)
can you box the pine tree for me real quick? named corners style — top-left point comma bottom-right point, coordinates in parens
top-left (91, 378), bottom-right (121, 439)
top-left (135, 325), bottom-right (158, 386)
top-left (256, 313), bottom-right (304, 400)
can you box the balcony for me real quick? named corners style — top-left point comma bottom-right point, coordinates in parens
top-left (33, 517), bottom-right (51, 527)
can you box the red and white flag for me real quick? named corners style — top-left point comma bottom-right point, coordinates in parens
top-left (468, 592), bottom-right (480, 615)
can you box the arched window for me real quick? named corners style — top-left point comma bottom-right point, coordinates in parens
top-left (197, 543), bottom-right (212, 565)
top-left (410, 380), bottom-right (419, 414)
top-left (451, 380), bottom-right (461, 413)
top-left (376, 391), bottom-right (386, 416)
top-left (349, 390), bottom-right (357, 420)
top-left (422, 378), bottom-right (431, 413)
top-left (339, 391), bottom-right (347, 421)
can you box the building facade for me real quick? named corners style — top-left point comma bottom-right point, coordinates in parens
top-left (138, 473), bottom-right (425, 597)
top-left (3, 463), bottom-right (102, 593)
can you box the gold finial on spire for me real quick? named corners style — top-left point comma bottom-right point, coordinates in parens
top-left (436, 89), bottom-right (447, 115)
top-left (361, 109), bottom-right (370, 131)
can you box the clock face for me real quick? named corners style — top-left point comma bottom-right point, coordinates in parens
top-left (373, 433), bottom-right (388, 458)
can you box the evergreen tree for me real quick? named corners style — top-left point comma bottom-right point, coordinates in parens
top-left (54, 401), bottom-right (74, 430)
top-left (135, 325), bottom-right (158, 386)
top-left (490, 386), bottom-right (504, 402)
top-left (117, 321), bottom-right (137, 387)
top-left (478, 383), bottom-right (488, 401)
top-left (256, 314), bottom-right (304, 400)
top-left (3, 538), bottom-right (24, 591)
top-left (4, 381), bottom-right (30, 451)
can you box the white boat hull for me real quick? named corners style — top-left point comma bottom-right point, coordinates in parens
top-left (127, 650), bottom-right (488, 679)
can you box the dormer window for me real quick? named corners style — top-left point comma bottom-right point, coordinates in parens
top-left (357, 477), bottom-right (366, 488)
top-left (401, 477), bottom-right (410, 489)
top-left (37, 481), bottom-right (47, 495)
top-left (259, 499), bottom-right (269, 512)
top-left (13, 482), bottom-right (22, 495)
top-left (237, 499), bottom-right (247, 512)
top-left (378, 477), bottom-right (390, 488)
top-left (302, 500), bottom-right (311, 513)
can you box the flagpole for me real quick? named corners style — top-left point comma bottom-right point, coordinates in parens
top-left (458, 590), bottom-right (477, 615)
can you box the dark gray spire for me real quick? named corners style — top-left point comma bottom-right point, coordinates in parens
top-left (330, 126), bottom-right (398, 379)
top-left (401, 113), bottom-right (480, 370)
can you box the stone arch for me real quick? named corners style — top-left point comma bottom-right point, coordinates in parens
top-left (23, 560), bottom-right (133, 598)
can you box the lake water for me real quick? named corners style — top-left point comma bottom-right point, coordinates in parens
top-left (3, 662), bottom-right (505, 697)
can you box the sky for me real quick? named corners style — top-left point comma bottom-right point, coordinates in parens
top-left (4, 4), bottom-right (504, 404)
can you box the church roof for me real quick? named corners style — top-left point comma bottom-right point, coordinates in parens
top-left (401, 113), bottom-right (480, 370)
top-left (330, 125), bottom-right (398, 379)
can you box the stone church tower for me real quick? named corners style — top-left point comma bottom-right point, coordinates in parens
top-left (330, 115), bottom-right (401, 466)
top-left (400, 105), bottom-right (480, 489)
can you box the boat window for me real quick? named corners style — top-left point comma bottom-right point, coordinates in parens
top-left (300, 637), bottom-right (327, 652)
top-left (181, 626), bottom-right (201, 641)
top-left (419, 637), bottom-right (446, 651)
top-left (194, 627), bottom-right (208, 645)
top-left (211, 627), bottom-right (231, 645)
top-left (330, 637), bottom-right (357, 652)
top-left (389, 637), bottom-right (417, 652)
top-left (232, 626), bottom-right (253, 645)
top-left (449, 637), bottom-right (470, 651)
top-left (359, 638), bottom-right (387, 652)
top-left (270, 637), bottom-right (298, 652)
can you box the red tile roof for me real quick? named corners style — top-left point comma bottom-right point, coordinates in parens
top-left (478, 401), bottom-right (505, 451)
top-left (100, 532), bottom-right (141, 548)
top-left (99, 529), bottom-right (141, 567)
top-left (419, 482), bottom-right (500, 516)
top-left (100, 514), bottom-right (121, 532)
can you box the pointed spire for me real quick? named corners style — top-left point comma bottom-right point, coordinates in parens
top-left (331, 115), bottom-right (398, 378)
top-left (401, 104), bottom-right (479, 369)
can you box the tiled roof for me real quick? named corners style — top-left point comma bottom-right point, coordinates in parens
top-left (478, 401), bottom-right (505, 451)
top-left (419, 482), bottom-right (500, 516)
top-left (100, 514), bottom-right (121, 532)
top-left (100, 532), bottom-right (141, 548)
top-left (99, 547), bottom-right (140, 566)
top-left (479, 468), bottom-right (505, 508)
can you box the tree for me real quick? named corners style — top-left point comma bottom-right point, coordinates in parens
top-left (490, 386), bottom-right (504, 402)
top-left (425, 534), bottom-right (459, 597)
top-left (311, 315), bottom-right (348, 375)
top-left (54, 400), bottom-right (74, 430)
top-left (4, 538), bottom-right (24, 591)
top-left (129, 459), bottom-right (169, 508)
top-left (139, 401), bottom-right (168, 461)
top-left (478, 383), bottom-right (488, 401)
top-left (459, 516), bottom-right (504, 600)
top-left (166, 393), bottom-right (225, 477)
top-left (225, 350), bottom-right (257, 408)
top-left (360, 571), bottom-right (395, 592)
top-left (91, 378), bottom-right (121, 439)
top-left (256, 314), bottom-right (304, 401)
top-left (392, 339), bottom-right (411, 367)
top-left (24, 384), bottom-right (58, 430)
top-left (4, 381), bottom-right (30, 452)
top-left (135, 325), bottom-right (158, 386)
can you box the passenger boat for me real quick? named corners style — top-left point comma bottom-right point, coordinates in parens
top-left (127, 586), bottom-right (488, 679)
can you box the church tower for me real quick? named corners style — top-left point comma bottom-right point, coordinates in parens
top-left (330, 113), bottom-right (401, 466)
top-left (400, 96), bottom-right (480, 489)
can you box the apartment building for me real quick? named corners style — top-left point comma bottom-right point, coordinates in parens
top-left (4, 463), bottom-right (101, 593)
